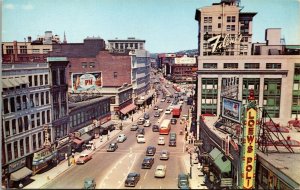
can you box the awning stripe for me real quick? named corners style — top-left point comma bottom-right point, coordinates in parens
top-left (120, 103), bottom-right (136, 114)
top-left (2, 79), bottom-right (13, 88)
top-left (10, 167), bottom-right (32, 181)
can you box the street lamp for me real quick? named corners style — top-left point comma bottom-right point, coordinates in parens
top-left (189, 151), bottom-right (193, 179)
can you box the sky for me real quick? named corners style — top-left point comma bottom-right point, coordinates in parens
top-left (2, 0), bottom-right (300, 53)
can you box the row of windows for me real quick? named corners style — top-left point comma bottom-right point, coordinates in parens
top-left (5, 46), bottom-right (50, 54)
top-left (3, 92), bottom-right (50, 114)
top-left (113, 42), bottom-right (143, 50)
top-left (82, 62), bottom-right (95, 68)
top-left (202, 63), bottom-right (282, 69)
top-left (6, 132), bottom-right (44, 162)
top-left (203, 16), bottom-right (236, 23)
top-left (4, 110), bottom-right (51, 137)
top-left (29, 74), bottom-right (49, 87)
top-left (52, 68), bottom-right (66, 86)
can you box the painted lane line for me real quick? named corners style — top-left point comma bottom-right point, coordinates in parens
top-left (118, 154), bottom-right (137, 189)
top-left (144, 170), bottom-right (148, 179)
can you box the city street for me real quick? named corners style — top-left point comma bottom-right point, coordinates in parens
top-left (43, 78), bottom-right (193, 189)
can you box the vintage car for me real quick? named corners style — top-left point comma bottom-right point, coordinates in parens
top-left (76, 153), bottom-right (92, 164)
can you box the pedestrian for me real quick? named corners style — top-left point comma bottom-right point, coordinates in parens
top-left (131, 117), bottom-right (134, 122)
top-left (107, 134), bottom-right (110, 140)
top-left (100, 135), bottom-right (103, 142)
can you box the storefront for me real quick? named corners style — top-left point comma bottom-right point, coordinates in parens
top-left (119, 103), bottom-right (136, 120)
top-left (32, 146), bottom-right (57, 175)
top-left (56, 136), bottom-right (72, 162)
top-left (6, 158), bottom-right (32, 187)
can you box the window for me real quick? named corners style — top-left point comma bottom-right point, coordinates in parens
top-left (38, 133), bottom-right (42, 148)
top-left (32, 49), bottom-right (40, 53)
top-left (32, 134), bottom-right (37, 151)
top-left (7, 143), bottom-right (12, 161)
top-left (204, 17), bottom-right (212, 23)
top-left (34, 75), bottom-right (38, 86)
top-left (52, 70), bottom-right (57, 85)
top-left (226, 25), bottom-right (235, 31)
top-left (22, 95), bottom-right (27, 109)
top-left (14, 141), bottom-right (18, 159)
top-left (227, 16), bottom-right (236, 22)
top-left (135, 43), bottom-right (138, 49)
top-left (45, 74), bottom-right (49, 85)
top-left (266, 63), bottom-right (281, 69)
top-left (42, 111), bottom-right (45, 125)
top-left (6, 46), bottom-right (14, 54)
top-left (10, 97), bottom-right (15, 112)
top-left (25, 137), bottom-right (30, 154)
top-left (5, 121), bottom-right (10, 137)
top-left (47, 110), bottom-right (50, 123)
top-left (30, 94), bottom-right (34, 107)
top-left (35, 93), bottom-right (39, 106)
top-left (60, 69), bottom-right (65, 85)
top-left (114, 72), bottom-right (118, 78)
top-left (37, 112), bottom-right (40, 127)
top-left (41, 92), bottom-right (45, 105)
top-left (204, 25), bottom-right (212, 32)
top-left (20, 139), bottom-right (24, 156)
top-left (31, 114), bottom-right (35, 128)
top-left (224, 63), bottom-right (238, 69)
top-left (89, 62), bottom-right (95, 68)
top-left (29, 76), bottom-right (33, 87)
top-left (43, 49), bottom-right (50, 53)
top-left (242, 37), bottom-right (248, 42)
top-left (16, 96), bottom-right (22, 111)
top-left (203, 63), bottom-right (217, 69)
top-left (245, 63), bottom-right (260, 69)
top-left (40, 75), bottom-right (44, 85)
top-left (218, 23), bottom-right (221, 28)
top-left (24, 116), bottom-right (29, 131)
top-left (82, 62), bottom-right (87, 68)
top-left (46, 91), bottom-right (50, 104)
top-left (18, 117), bottom-right (23, 133)
top-left (4, 98), bottom-right (9, 114)
top-left (12, 119), bottom-right (16, 135)
top-left (20, 46), bottom-right (27, 54)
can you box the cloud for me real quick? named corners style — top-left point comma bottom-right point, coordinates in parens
top-left (4, 3), bottom-right (15, 10)
top-left (22, 4), bottom-right (34, 10)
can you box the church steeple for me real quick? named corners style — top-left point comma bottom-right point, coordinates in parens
top-left (63, 31), bottom-right (67, 44)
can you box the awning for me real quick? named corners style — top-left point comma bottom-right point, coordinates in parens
top-left (101, 120), bottom-right (115, 128)
top-left (20, 76), bottom-right (29, 84)
top-left (120, 103), bottom-right (136, 114)
top-left (209, 148), bottom-right (231, 173)
top-left (80, 133), bottom-right (92, 143)
top-left (73, 138), bottom-right (84, 145)
top-left (2, 79), bottom-right (13, 88)
top-left (10, 167), bottom-right (32, 181)
top-left (8, 78), bottom-right (19, 87)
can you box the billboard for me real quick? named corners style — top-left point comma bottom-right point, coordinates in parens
top-left (221, 97), bottom-right (242, 123)
top-left (72, 72), bottom-right (102, 92)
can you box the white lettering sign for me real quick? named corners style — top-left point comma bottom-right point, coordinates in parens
top-left (207, 34), bottom-right (242, 53)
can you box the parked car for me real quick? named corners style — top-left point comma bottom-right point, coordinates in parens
top-left (169, 132), bottom-right (177, 147)
top-left (76, 153), bottom-right (92, 164)
top-left (159, 150), bottom-right (170, 160)
top-left (124, 172), bottom-right (140, 187)
top-left (107, 143), bottom-right (118, 152)
top-left (117, 134), bottom-right (127, 143)
top-left (144, 120), bottom-right (151, 127)
top-left (154, 111), bottom-right (161, 117)
top-left (136, 128), bottom-right (145, 136)
top-left (171, 118), bottom-right (177, 125)
top-left (146, 146), bottom-right (156, 156)
top-left (152, 125), bottom-right (159, 132)
top-left (137, 118), bottom-right (145, 125)
top-left (158, 136), bottom-right (165, 145)
top-left (178, 173), bottom-right (190, 189)
top-left (154, 165), bottom-right (167, 178)
top-left (141, 157), bottom-right (154, 169)
top-left (144, 113), bottom-right (150, 120)
top-left (158, 108), bottom-right (164, 112)
top-left (137, 134), bottom-right (146, 143)
top-left (154, 106), bottom-right (159, 110)
top-left (83, 177), bottom-right (96, 189)
top-left (131, 124), bottom-right (139, 131)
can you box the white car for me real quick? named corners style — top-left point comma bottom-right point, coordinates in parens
top-left (158, 108), bottom-right (163, 112)
top-left (137, 134), bottom-right (146, 143)
top-left (117, 134), bottom-right (127, 143)
top-left (160, 98), bottom-right (166, 102)
top-left (158, 136), bottom-right (165, 145)
top-left (159, 150), bottom-right (170, 160)
top-left (155, 165), bottom-right (167, 178)
top-left (165, 109), bottom-right (171, 114)
top-left (144, 120), bottom-right (151, 127)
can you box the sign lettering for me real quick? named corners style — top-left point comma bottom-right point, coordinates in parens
top-left (207, 34), bottom-right (242, 53)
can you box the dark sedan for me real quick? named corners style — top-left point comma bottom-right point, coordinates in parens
top-left (171, 118), bottom-right (177, 125)
top-left (124, 172), bottom-right (140, 187)
top-left (146, 146), bottom-right (156, 156)
top-left (107, 143), bottom-right (118, 152)
top-left (152, 125), bottom-right (159, 132)
top-left (141, 157), bottom-right (154, 169)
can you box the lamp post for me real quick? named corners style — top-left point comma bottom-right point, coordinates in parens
top-left (189, 151), bottom-right (193, 179)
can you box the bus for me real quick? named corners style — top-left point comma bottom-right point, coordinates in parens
top-left (159, 119), bottom-right (171, 135)
top-left (172, 105), bottom-right (182, 118)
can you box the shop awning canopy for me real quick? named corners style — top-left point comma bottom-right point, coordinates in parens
top-left (120, 103), bottom-right (136, 115)
top-left (10, 167), bottom-right (32, 181)
top-left (80, 133), bottom-right (92, 143)
top-left (101, 120), bottom-right (115, 128)
top-left (209, 148), bottom-right (231, 173)
top-left (2, 79), bottom-right (13, 88)
top-left (73, 138), bottom-right (84, 145)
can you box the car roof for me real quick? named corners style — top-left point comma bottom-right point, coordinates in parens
top-left (161, 149), bottom-right (169, 153)
top-left (128, 172), bottom-right (139, 176)
top-left (156, 165), bottom-right (165, 169)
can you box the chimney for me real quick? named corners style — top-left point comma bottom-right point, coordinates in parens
top-left (13, 41), bottom-right (18, 62)
top-left (28, 36), bottom-right (32, 43)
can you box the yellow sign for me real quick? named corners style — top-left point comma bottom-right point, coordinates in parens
top-left (242, 108), bottom-right (257, 189)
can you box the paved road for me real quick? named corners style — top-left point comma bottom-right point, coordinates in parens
top-left (44, 77), bottom-right (191, 189)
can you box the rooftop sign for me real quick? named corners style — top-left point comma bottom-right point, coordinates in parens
top-left (207, 34), bottom-right (242, 53)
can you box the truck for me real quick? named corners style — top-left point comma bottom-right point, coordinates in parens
top-left (172, 105), bottom-right (182, 118)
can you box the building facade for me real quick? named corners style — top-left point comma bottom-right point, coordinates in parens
top-left (2, 63), bottom-right (52, 187)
